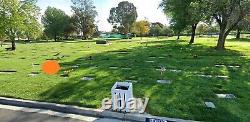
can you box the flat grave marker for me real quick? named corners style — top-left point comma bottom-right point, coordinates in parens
top-left (145, 60), bottom-right (155, 63)
top-left (125, 80), bottom-right (138, 83)
top-left (28, 72), bottom-right (39, 77)
top-left (205, 102), bottom-right (216, 109)
top-left (228, 65), bottom-right (240, 68)
top-left (169, 69), bottom-right (182, 73)
top-left (121, 67), bottom-right (132, 70)
top-left (109, 66), bottom-right (119, 69)
top-left (157, 80), bottom-right (171, 84)
top-left (216, 94), bottom-right (236, 99)
top-left (81, 76), bottom-right (94, 81)
top-left (197, 74), bottom-right (229, 79)
top-left (0, 70), bottom-right (17, 74)
top-left (158, 56), bottom-right (166, 59)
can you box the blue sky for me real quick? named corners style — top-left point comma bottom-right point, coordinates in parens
top-left (37, 0), bottom-right (170, 31)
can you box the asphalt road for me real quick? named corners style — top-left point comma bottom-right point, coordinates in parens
top-left (0, 105), bottom-right (129, 122)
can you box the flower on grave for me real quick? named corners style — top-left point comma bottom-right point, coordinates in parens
top-left (160, 66), bottom-right (166, 75)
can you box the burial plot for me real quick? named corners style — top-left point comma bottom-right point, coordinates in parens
top-left (228, 65), bottom-right (240, 68)
top-left (109, 66), bottom-right (119, 69)
top-left (197, 74), bottom-right (229, 79)
top-left (28, 72), bottom-right (39, 77)
top-left (158, 56), bottom-right (166, 59)
top-left (125, 80), bottom-right (138, 83)
top-left (71, 65), bottom-right (80, 68)
top-left (121, 67), bottom-right (132, 70)
top-left (215, 64), bottom-right (225, 67)
top-left (157, 80), bottom-right (171, 84)
top-left (60, 73), bottom-right (69, 78)
top-left (216, 94), bottom-right (236, 99)
top-left (46, 58), bottom-right (58, 60)
top-left (81, 76), bottom-right (94, 81)
top-left (169, 69), bottom-right (182, 73)
top-left (0, 70), bottom-right (17, 74)
top-left (149, 56), bottom-right (156, 59)
top-left (215, 75), bottom-right (229, 79)
top-left (145, 60), bottom-right (155, 63)
top-left (32, 63), bottom-right (40, 67)
top-left (204, 102), bottom-right (216, 109)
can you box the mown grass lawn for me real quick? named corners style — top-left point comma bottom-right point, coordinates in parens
top-left (0, 37), bottom-right (250, 122)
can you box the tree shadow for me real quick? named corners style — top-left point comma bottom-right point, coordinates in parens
top-left (227, 38), bottom-right (250, 42)
top-left (39, 39), bottom-right (250, 122)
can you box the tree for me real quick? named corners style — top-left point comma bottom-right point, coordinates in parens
top-left (235, 15), bottom-right (250, 39)
top-left (150, 22), bottom-right (164, 38)
top-left (206, 0), bottom-right (250, 49)
top-left (160, 0), bottom-right (206, 43)
top-left (22, 0), bottom-right (42, 41)
top-left (0, 0), bottom-right (40, 50)
top-left (108, 1), bottom-right (137, 34)
top-left (132, 20), bottom-right (150, 40)
top-left (42, 7), bottom-right (68, 41)
top-left (71, 0), bottom-right (97, 40)
top-left (63, 16), bottom-right (77, 40)
top-left (196, 22), bottom-right (209, 35)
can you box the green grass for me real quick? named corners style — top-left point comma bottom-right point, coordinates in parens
top-left (0, 37), bottom-right (250, 122)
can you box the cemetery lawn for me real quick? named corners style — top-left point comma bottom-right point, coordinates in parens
top-left (0, 37), bottom-right (250, 122)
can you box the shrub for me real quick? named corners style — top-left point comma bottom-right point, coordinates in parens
top-left (96, 40), bottom-right (107, 44)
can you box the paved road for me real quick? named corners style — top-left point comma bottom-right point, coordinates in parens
top-left (0, 104), bottom-right (129, 122)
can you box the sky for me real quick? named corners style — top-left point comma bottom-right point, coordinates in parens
top-left (37, 0), bottom-right (170, 32)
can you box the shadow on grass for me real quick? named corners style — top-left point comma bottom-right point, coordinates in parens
top-left (40, 39), bottom-right (249, 122)
top-left (227, 38), bottom-right (250, 42)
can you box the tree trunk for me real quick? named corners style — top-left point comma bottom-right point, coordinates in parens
top-left (189, 24), bottom-right (198, 44)
top-left (177, 31), bottom-right (180, 40)
top-left (216, 25), bottom-right (227, 50)
top-left (54, 35), bottom-right (57, 41)
top-left (236, 28), bottom-right (241, 39)
top-left (11, 40), bottom-right (16, 50)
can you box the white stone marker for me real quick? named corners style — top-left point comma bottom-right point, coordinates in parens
top-left (157, 80), bottom-right (171, 84)
top-left (81, 77), bottom-right (94, 81)
top-left (205, 102), bottom-right (216, 108)
top-left (216, 94), bottom-right (236, 99)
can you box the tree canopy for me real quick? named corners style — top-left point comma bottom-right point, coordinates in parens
top-left (42, 7), bottom-right (69, 41)
top-left (71, 0), bottom-right (97, 39)
top-left (0, 0), bottom-right (41, 50)
top-left (132, 20), bottom-right (150, 40)
top-left (108, 1), bottom-right (137, 34)
top-left (205, 0), bottom-right (250, 49)
top-left (160, 0), bottom-right (206, 43)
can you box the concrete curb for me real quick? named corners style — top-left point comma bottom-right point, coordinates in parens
top-left (0, 97), bottom-right (196, 122)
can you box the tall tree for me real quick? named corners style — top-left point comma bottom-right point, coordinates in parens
top-left (206, 0), bottom-right (250, 49)
top-left (160, 0), bottom-right (206, 43)
top-left (108, 1), bottom-right (137, 34)
top-left (235, 15), bottom-right (250, 39)
top-left (149, 22), bottom-right (164, 38)
top-left (22, 0), bottom-right (42, 41)
top-left (63, 16), bottom-right (77, 40)
top-left (42, 7), bottom-right (68, 41)
top-left (0, 0), bottom-right (39, 50)
top-left (0, 0), bottom-right (40, 50)
top-left (132, 20), bottom-right (150, 40)
top-left (71, 0), bottom-right (97, 40)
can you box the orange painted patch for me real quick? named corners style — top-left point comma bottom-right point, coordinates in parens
top-left (42, 60), bottom-right (60, 75)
